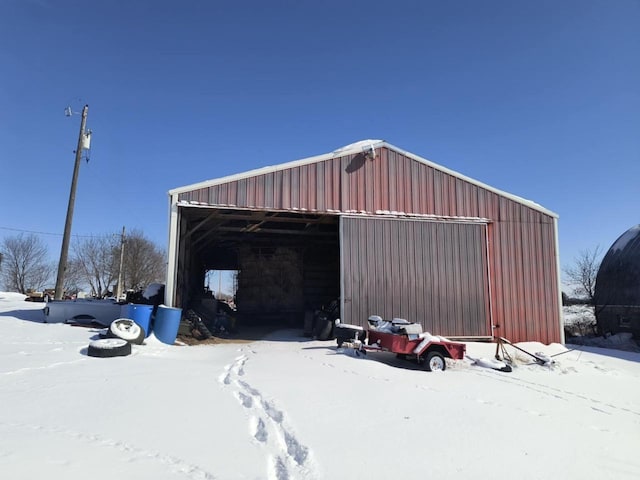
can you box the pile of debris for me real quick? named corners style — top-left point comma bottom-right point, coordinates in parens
top-left (177, 298), bottom-right (237, 344)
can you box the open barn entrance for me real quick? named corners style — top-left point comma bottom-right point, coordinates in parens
top-left (175, 207), bottom-right (340, 329)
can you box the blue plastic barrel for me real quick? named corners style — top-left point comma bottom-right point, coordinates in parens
top-left (153, 305), bottom-right (182, 345)
top-left (120, 304), bottom-right (154, 337)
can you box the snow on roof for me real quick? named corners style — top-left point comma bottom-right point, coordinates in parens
top-left (331, 139), bottom-right (384, 154)
top-left (169, 139), bottom-right (558, 218)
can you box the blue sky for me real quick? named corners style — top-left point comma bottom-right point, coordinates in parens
top-left (1, 0), bottom-right (638, 291)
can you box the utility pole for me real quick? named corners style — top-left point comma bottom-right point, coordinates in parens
top-left (116, 226), bottom-right (126, 300)
top-left (54, 104), bottom-right (89, 300)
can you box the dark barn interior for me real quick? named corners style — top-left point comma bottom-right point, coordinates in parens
top-left (177, 207), bottom-right (340, 327)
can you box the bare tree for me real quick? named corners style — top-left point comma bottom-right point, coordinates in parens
top-left (69, 229), bottom-right (165, 297)
top-left (0, 234), bottom-right (53, 293)
top-left (71, 235), bottom-right (119, 297)
top-left (121, 229), bottom-right (166, 291)
top-left (63, 257), bottom-right (85, 296)
top-left (563, 246), bottom-right (603, 304)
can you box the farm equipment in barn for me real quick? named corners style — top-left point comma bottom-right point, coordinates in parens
top-left (336, 316), bottom-right (466, 371)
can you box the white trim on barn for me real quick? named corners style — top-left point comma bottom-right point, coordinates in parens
top-left (166, 194), bottom-right (180, 307)
top-left (554, 216), bottom-right (565, 345)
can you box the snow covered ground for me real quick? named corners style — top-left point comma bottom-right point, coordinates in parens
top-left (1, 292), bottom-right (639, 480)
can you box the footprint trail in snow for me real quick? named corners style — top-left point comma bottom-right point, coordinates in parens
top-left (218, 350), bottom-right (317, 480)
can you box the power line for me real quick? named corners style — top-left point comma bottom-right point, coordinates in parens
top-left (0, 226), bottom-right (118, 239)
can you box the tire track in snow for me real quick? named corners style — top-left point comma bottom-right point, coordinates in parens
top-left (468, 368), bottom-right (640, 417)
top-left (219, 350), bottom-right (317, 480)
top-left (0, 420), bottom-right (216, 479)
top-left (0, 357), bottom-right (89, 376)
top-left (302, 352), bottom-right (393, 383)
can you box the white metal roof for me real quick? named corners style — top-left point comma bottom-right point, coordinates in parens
top-left (168, 139), bottom-right (558, 218)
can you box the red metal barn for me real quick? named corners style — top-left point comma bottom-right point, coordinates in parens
top-left (167, 140), bottom-right (562, 344)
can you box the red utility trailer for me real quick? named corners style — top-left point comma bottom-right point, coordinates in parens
top-left (337, 316), bottom-right (466, 371)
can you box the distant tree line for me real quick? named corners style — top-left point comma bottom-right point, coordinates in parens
top-left (0, 230), bottom-right (166, 297)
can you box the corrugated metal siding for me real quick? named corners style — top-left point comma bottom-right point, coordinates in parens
top-left (177, 148), bottom-right (497, 216)
top-left (341, 217), bottom-right (490, 337)
top-left (177, 146), bottom-right (560, 343)
top-left (489, 203), bottom-right (559, 343)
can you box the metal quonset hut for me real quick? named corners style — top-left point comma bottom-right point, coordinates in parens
top-left (167, 140), bottom-right (563, 344)
top-left (594, 225), bottom-right (640, 337)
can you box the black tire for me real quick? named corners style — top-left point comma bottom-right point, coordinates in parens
top-left (422, 351), bottom-right (446, 372)
top-left (186, 310), bottom-right (212, 339)
top-left (87, 338), bottom-right (132, 358)
top-left (194, 318), bottom-right (213, 339)
top-left (110, 318), bottom-right (145, 344)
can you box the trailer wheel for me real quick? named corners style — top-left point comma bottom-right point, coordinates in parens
top-left (423, 351), bottom-right (446, 372)
top-left (110, 318), bottom-right (145, 344)
top-left (87, 338), bottom-right (132, 358)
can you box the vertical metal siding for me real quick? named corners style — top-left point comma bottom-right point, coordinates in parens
top-left (247, 176), bottom-right (256, 207)
top-left (341, 217), bottom-right (490, 337)
top-left (178, 146), bottom-right (560, 343)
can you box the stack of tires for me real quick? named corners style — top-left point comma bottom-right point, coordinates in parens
top-left (87, 318), bottom-right (145, 358)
